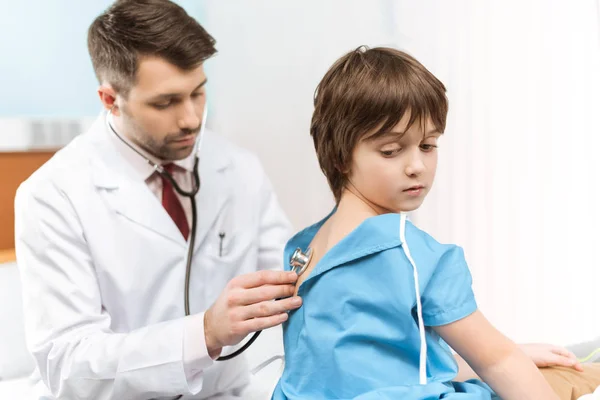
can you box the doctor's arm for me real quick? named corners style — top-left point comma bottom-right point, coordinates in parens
top-left (434, 311), bottom-right (559, 399)
top-left (14, 181), bottom-right (214, 399)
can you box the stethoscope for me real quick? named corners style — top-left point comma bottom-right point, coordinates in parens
top-left (290, 247), bottom-right (313, 275)
top-left (107, 104), bottom-right (315, 362)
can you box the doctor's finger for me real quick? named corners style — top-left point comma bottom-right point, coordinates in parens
top-left (241, 296), bottom-right (302, 320)
top-left (232, 270), bottom-right (298, 289)
top-left (240, 313), bottom-right (290, 334)
top-left (233, 284), bottom-right (296, 306)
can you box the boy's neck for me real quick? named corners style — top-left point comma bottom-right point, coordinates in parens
top-left (337, 188), bottom-right (388, 219)
top-left (296, 189), bottom-right (385, 293)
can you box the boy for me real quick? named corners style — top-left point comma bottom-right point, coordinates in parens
top-left (272, 46), bottom-right (557, 399)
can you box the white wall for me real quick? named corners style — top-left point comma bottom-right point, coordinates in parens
top-left (0, 1), bottom-right (113, 117)
top-left (199, 0), bottom-right (600, 345)
top-left (198, 0), bottom-right (397, 229)
top-left (0, 0), bottom-right (197, 117)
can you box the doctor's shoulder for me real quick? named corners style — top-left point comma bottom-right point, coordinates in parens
top-left (202, 129), bottom-right (271, 192)
top-left (16, 135), bottom-right (93, 202)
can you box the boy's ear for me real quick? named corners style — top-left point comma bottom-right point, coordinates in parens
top-left (336, 162), bottom-right (351, 175)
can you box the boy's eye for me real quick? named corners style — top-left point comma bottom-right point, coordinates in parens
top-left (380, 148), bottom-right (401, 157)
top-left (420, 144), bottom-right (438, 152)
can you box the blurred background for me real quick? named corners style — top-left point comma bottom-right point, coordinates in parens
top-left (1, 0), bottom-right (599, 374)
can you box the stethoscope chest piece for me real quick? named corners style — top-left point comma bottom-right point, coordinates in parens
top-left (290, 247), bottom-right (313, 276)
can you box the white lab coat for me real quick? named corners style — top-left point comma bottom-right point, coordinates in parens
top-left (14, 113), bottom-right (292, 399)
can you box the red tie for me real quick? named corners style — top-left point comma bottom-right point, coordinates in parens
top-left (160, 163), bottom-right (190, 240)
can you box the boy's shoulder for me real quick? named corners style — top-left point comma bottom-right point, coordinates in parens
top-left (403, 219), bottom-right (468, 274)
top-left (284, 212), bottom-right (466, 272)
top-left (405, 219), bottom-right (461, 252)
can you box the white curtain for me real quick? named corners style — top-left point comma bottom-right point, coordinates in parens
top-left (400, 0), bottom-right (600, 345)
top-left (197, 0), bottom-right (600, 344)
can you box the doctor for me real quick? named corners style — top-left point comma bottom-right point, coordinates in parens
top-left (14, 0), bottom-right (302, 399)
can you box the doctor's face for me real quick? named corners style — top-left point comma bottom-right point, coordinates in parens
top-left (114, 56), bottom-right (207, 161)
top-left (345, 113), bottom-right (441, 214)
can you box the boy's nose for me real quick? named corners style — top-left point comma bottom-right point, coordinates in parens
top-left (405, 154), bottom-right (425, 176)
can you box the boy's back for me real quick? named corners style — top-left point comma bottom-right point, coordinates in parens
top-left (272, 212), bottom-right (496, 399)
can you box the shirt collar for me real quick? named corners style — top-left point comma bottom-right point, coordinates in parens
top-left (106, 112), bottom-right (195, 181)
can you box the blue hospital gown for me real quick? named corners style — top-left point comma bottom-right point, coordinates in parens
top-left (271, 213), bottom-right (499, 400)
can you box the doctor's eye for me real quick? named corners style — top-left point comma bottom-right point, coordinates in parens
top-left (152, 97), bottom-right (183, 110)
top-left (153, 101), bottom-right (173, 110)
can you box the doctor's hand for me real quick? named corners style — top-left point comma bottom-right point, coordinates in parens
top-left (204, 270), bottom-right (302, 358)
top-left (519, 343), bottom-right (584, 372)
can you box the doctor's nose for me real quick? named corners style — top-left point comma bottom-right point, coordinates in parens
top-left (178, 100), bottom-right (201, 131)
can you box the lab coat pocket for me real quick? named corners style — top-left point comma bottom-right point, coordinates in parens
top-left (204, 229), bottom-right (255, 263)
top-left (202, 199), bottom-right (256, 264)
top-left (206, 229), bottom-right (235, 259)
top-left (200, 229), bottom-right (256, 304)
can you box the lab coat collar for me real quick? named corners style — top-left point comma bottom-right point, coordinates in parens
top-left (86, 111), bottom-right (232, 246)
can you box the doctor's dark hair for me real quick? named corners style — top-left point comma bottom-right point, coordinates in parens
top-left (310, 46), bottom-right (448, 203)
top-left (87, 0), bottom-right (217, 96)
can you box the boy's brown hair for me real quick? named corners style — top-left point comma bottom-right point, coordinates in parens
top-left (310, 46), bottom-right (448, 202)
top-left (88, 0), bottom-right (217, 96)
